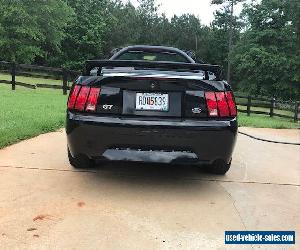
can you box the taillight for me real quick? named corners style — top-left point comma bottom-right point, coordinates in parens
top-left (86, 88), bottom-right (101, 112)
top-left (74, 86), bottom-right (90, 111)
top-left (67, 85), bottom-right (81, 109)
top-left (67, 85), bottom-right (101, 112)
top-left (205, 91), bottom-right (237, 118)
top-left (215, 92), bottom-right (230, 117)
top-left (205, 92), bottom-right (218, 117)
top-left (225, 91), bottom-right (237, 116)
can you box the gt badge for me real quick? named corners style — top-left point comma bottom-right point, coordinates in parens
top-left (103, 104), bottom-right (113, 110)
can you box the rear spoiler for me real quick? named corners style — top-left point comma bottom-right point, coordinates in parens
top-left (85, 60), bottom-right (223, 80)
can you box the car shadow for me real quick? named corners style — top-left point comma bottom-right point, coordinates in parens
top-left (85, 161), bottom-right (221, 188)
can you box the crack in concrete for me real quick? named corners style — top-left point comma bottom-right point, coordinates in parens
top-left (218, 182), bottom-right (254, 250)
top-left (0, 165), bottom-right (299, 188)
top-left (219, 182), bottom-right (248, 230)
top-left (0, 165), bottom-right (96, 173)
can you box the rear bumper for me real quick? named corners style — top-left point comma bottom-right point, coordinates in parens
top-left (66, 112), bottom-right (238, 164)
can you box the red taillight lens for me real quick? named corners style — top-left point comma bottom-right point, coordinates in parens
top-left (68, 85), bottom-right (101, 112)
top-left (85, 88), bottom-right (101, 112)
top-left (74, 86), bottom-right (90, 111)
top-left (67, 85), bottom-right (81, 109)
top-left (225, 91), bottom-right (237, 116)
top-left (205, 92), bottom-right (218, 117)
top-left (205, 91), bottom-right (237, 117)
top-left (215, 92), bottom-right (230, 117)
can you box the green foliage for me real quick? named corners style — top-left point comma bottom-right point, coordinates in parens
top-left (169, 15), bottom-right (203, 52)
top-left (232, 0), bottom-right (300, 100)
top-left (102, 1), bottom-right (141, 56)
top-left (0, 0), bottom-right (72, 64)
top-left (0, 0), bottom-right (43, 63)
top-left (203, 6), bottom-right (243, 70)
top-left (56, 0), bottom-right (110, 69)
top-left (0, 0), bottom-right (298, 100)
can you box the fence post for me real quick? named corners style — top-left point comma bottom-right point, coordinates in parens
top-left (11, 62), bottom-right (16, 90)
top-left (247, 96), bottom-right (251, 116)
top-left (294, 102), bottom-right (299, 123)
top-left (62, 68), bottom-right (68, 95)
top-left (270, 97), bottom-right (275, 117)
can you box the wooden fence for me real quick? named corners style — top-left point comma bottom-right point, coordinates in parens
top-left (0, 61), bottom-right (299, 122)
top-left (235, 95), bottom-right (299, 122)
top-left (0, 61), bottom-right (81, 95)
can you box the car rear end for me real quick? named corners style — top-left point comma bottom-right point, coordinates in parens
top-left (66, 60), bottom-right (238, 174)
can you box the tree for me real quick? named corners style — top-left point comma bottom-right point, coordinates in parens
top-left (169, 14), bottom-right (204, 57)
top-left (34, 0), bottom-right (74, 65)
top-left (54, 0), bottom-right (110, 69)
top-left (232, 0), bottom-right (300, 100)
top-left (0, 0), bottom-right (72, 64)
top-left (200, 5), bottom-right (243, 82)
top-left (102, 0), bottom-right (141, 57)
top-left (135, 0), bottom-right (164, 44)
top-left (211, 0), bottom-right (245, 83)
top-left (102, 0), bottom-right (173, 55)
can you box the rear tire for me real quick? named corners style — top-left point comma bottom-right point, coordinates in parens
top-left (68, 148), bottom-right (95, 169)
top-left (205, 159), bottom-right (231, 175)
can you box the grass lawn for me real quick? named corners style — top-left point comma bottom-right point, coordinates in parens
top-left (238, 112), bottom-right (299, 129)
top-left (0, 84), bottom-right (299, 149)
top-left (0, 84), bottom-right (67, 148)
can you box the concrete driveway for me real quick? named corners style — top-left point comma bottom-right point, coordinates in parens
top-left (0, 127), bottom-right (299, 249)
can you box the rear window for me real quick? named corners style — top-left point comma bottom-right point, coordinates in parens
top-left (116, 50), bottom-right (190, 63)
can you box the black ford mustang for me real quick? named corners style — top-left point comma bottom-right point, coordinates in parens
top-left (66, 45), bottom-right (237, 174)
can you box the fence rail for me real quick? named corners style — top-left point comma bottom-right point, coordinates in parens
top-left (0, 61), bottom-right (299, 122)
top-left (0, 61), bottom-right (81, 95)
top-left (235, 95), bottom-right (299, 122)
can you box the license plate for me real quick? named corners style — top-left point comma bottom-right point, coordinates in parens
top-left (136, 93), bottom-right (169, 111)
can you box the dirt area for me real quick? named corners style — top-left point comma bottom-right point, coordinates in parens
top-left (0, 127), bottom-right (299, 249)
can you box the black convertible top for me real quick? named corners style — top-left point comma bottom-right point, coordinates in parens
top-left (110, 45), bottom-right (195, 63)
top-left (86, 45), bottom-right (223, 80)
